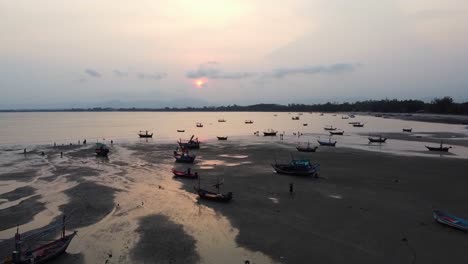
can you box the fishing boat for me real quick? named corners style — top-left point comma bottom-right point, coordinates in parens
top-left (353, 123), bottom-right (364, 127)
top-left (138, 130), bottom-right (153, 138)
top-left (177, 129), bottom-right (185, 133)
top-left (303, 123), bottom-right (308, 126)
top-left (263, 129), bottom-right (278, 136)
top-left (433, 209), bottom-right (468, 231)
top-left (329, 131), bottom-right (344, 135)
top-left (272, 159), bottom-right (320, 177)
top-left (172, 168), bottom-right (198, 179)
top-left (426, 141), bottom-right (452, 152)
top-left (173, 149), bottom-right (196, 163)
top-left (292, 116), bottom-right (300, 120)
top-left (218, 119), bottom-right (226, 122)
top-left (8, 215), bottom-right (77, 264)
top-left (296, 142), bottom-right (318, 152)
top-left (348, 121), bottom-right (360, 125)
top-left (342, 116), bottom-right (349, 119)
top-left (178, 135), bottom-right (200, 149)
top-left (196, 122), bottom-right (203, 127)
top-left (402, 128), bottom-right (412, 132)
top-left (317, 137), bottom-right (337, 147)
top-left (95, 143), bottom-right (110, 157)
top-left (195, 177), bottom-right (232, 202)
top-left (368, 135), bottom-right (387, 143)
top-left (324, 126), bottom-right (337, 131)
top-left (245, 120), bottom-right (254, 124)
top-left (349, 114), bottom-right (356, 118)
top-left (217, 136), bottom-right (228, 140)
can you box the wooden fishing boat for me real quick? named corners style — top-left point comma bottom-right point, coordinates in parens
top-left (174, 150), bottom-right (196, 163)
top-left (218, 119), bottom-right (226, 122)
top-left (95, 143), bottom-right (110, 157)
top-left (433, 209), bottom-right (468, 231)
top-left (177, 129), bottom-right (185, 132)
top-left (245, 120), bottom-right (254, 124)
top-left (402, 128), bottom-right (412, 132)
top-left (296, 142), bottom-right (318, 152)
top-left (138, 130), bottom-right (153, 138)
top-left (348, 121), bottom-right (360, 125)
top-left (196, 122), bottom-right (203, 127)
top-left (172, 169), bottom-right (198, 179)
top-left (368, 135), bottom-right (387, 143)
top-left (263, 129), bottom-right (278, 136)
top-left (426, 141), bottom-right (452, 152)
top-left (272, 159), bottom-right (320, 177)
top-left (292, 116), bottom-right (300, 120)
top-left (9, 215), bottom-right (77, 264)
top-left (217, 136), bottom-right (228, 140)
top-left (329, 131), bottom-right (344, 135)
top-left (324, 126), bottom-right (337, 131)
top-left (349, 114), bottom-right (355, 118)
top-left (178, 135), bottom-right (200, 149)
top-left (353, 123), bottom-right (364, 127)
top-left (317, 138), bottom-right (337, 147)
top-left (303, 123), bottom-right (308, 126)
top-left (195, 177), bottom-right (232, 202)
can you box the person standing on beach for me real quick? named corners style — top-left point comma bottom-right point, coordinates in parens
top-left (289, 182), bottom-right (294, 194)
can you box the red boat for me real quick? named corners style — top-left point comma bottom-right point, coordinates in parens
top-left (172, 169), bottom-right (198, 179)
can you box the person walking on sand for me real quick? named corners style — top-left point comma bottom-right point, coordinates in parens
top-left (289, 182), bottom-right (294, 194)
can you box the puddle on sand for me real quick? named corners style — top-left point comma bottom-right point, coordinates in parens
top-left (199, 159), bottom-right (252, 167)
top-left (268, 197), bottom-right (279, 204)
top-left (329, 195), bottom-right (343, 199)
top-left (219, 154), bottom-right (249, 159)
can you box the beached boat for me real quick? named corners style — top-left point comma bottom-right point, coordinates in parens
top-left (426, 141), bottom-right (452, 152)
top-left (8, 215), bottom-right (77, 264)
top-left (353, 123), bottom-right (364, 127)
top-left (138, 130), bottom-right (153, 138)
top-left (292, 116), bottom-right (300, 120)
top-left (95, 143), bottom-right (110, 157)
top-left (263, 129), bottom-right (278, 136)
top-left (342, 116), bottom-right (349, 119)
top-left (348, 121), bottom-right (360, 125)
top-left (402, 128), bottom-right (412, 132)
top-left (303, 123), bottom-right (308, 126)
top-left (218, 119), bottom-right (226, 122)
top-left (177, 129), bottom-right (185, 132)
top-left (272, 159), bottom-right (320, 177)
top-left (329, 131), bottom-right (344, 135)
top-left (195, 177), bottom-right (232, 202)
top-left (433, 209), bottom-right (468, 231)
top-left (368, 135), bottom-right (387, 143)
top-left (172, 168), bottom-right (198, 179)
top-left (174, 150), bottom-right (196, 163)
top-left (349, 114), bottom-right (356, 118)
top-left (296, 142), bottom-right (318, 152)
top-left (245, 120), bottom-right (254, 124)
top-left (196, 122), bottom-right (203, 127)
top-left (324, 126), bottom-right (337, 131)
top-left (178, 135), bottom-right (200, 149)
top-left (217, 136), bottom-right (228, 140)
top-left (317, 137), bottom-right (337, 147)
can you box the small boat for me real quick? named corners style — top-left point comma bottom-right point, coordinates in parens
top-left (426, 141), bottom-right (452, 152)
top-left (324, 126), bottom-right (337, 131)
top-left (178, 135), bottom-right (200, 149)
top-left (217, 136), bottom-right (228, 140)
top-left (174, 149), bottom-right (196, 163)
top-left (218, 119), bottom-right (226, 122)
top-left (138, 130), bottom-right (153, 138)
top-left (263, 129), bottom-right (278, 136)
top-left (292, 116), bottom-right (300, 120)
top-left (349, 114), bottom-right (356, 118)
top-left (317, 137), bottom-right (337, 147)
top-left (402, 128), bottom-right (412, 132)
top-left (10, 215), bottom-right (77, 264)
top-left (353, 123), bottom-right (364, 127)
top-left (172, 168), bottom-right (198, 179)
top-left (320, 113), bottom-right (324, 116)
top-left (196, 122), bottom-right (203, 127)
top-left (348, 121), bottom-right (360, 125)
top-left (342, 116), bottom-right (349, 119)
top-left (368, 135), bottom-right (387, 143)
top-left (375, 114), bottom-right (383, 117)
top-left (195, 177), bottom-right (232, 202)
top-left (433, 209), bottom-right (468, 231)
top-left (303, 123), bottom-right (308, 126)
top-left (296, 142), bottom-right (318, 152)
top-left (245, 120), bottom-right (254, 124)
top-left (95, 143), bottom-right (110, 157)
top-left (274, 114), bottom-right (278, 116)
top-left (177, 129), bottom-right (185, 132)
top-left (272, 159), bottom-right (320, 177)
top-left (329, 131), bottom-right (344, 135)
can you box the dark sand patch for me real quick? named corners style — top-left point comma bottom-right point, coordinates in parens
top-left (177, 144), bottom-right (468, 263)
top-left (131, 214), bottom-right (199, 264)
top-left (0, 195), bottom-right (45, 231)
top-left (56, 181), bottom-right (118, 229)
top-left (51, 166), bottom-right (101, 183)
top-left (0, 186), bottom-right (35, 202)
top-left (0, 169), bottom-right (37, 182)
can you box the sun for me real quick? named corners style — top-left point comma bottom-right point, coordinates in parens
top-left (195, 79), bottom-right (205, 88)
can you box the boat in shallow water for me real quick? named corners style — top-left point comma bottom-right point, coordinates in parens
top-left (172, 169), bottom-right (198, 179)
top-left (296, 142), bottom-right (318, 152)
top-left (138, 130), bottom-right (153, 138)
top-left (272, 159), bottom-right (320, 177)
top-left (217, 136), bottom-right (228, 140)
top-left (433, 209), bottom-right (468, 231)
top-left (426, 141), bottom-right (452, 152)
top-left (95, 143), bottom-right (110, 157)
top-left (317, 137), bottom-right (337, 147)
top-left (368, 135), bottom-right (387, 143)
top-left (263, 129), bottom-right (278, 136)
top-left (173, 149), bottom-right (196, 163)
top-left (329, 131), bottom-right (344, 135)
top-left (178, 135), bottom-right (200, 149)
top-left (402, 128), bottom-right (412, 132)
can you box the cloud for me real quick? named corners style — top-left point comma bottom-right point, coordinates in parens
top-left (137, 72), bottom-right (167, 80)
top-left (186, 62), bottom-right (256, 79)
top-left (113, 70), bottom-right (128, 77)
top-left (410, 9), bottom-right (466, 20)
top-left (268, 63), bottom-right (358, 78)
top-left (84, 68), bottom-right (101, 78)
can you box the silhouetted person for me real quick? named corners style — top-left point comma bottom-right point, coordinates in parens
top-left (54, 142), bottom-right (56, 147)
top-left (83, 139), bottom-right (87, 145)
top-left (41, 151), bottom-right (45, 156)
top-left (78, 140), bottom-right (80, 145)
top-left (60, 152), bottom-right (63, 158)
top-left (187, 168), bottom-right (191, 175)
top-left (289, 182), bottom-right (294, 194)
top-left (23, 148), bottom-right (26, 154)
top-left (111, 140), bottom-right (113, 145)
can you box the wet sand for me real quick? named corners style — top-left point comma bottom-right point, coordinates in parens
top-left (1, 140), bottom-right (468, 263)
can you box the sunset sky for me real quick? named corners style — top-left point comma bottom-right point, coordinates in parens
top-left (1, 0), bottom-right (467, 108)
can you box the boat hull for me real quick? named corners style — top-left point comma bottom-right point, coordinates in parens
top-left (296, 146), bottom-right (317, 152)
top-left (138, 134), bottom-right (153, 138)
top-left (426, 146), bottom-right (450, 152)
top-left (433, 210), bottom-right (468, 231)
top-left (368, 137), bottom-right (387, 143)
top-left (317, 140), bottom-right (336, 147)
top-left (196, 188), bottom-right (232, 202)
top-left (20, 232), bottom-right (77, 264)
top-left (172, 169), bottom-right (198, 179)
top-left (272, 164), bottom-right (320, 177)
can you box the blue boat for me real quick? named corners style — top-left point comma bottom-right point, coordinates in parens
top-left (433, 209), bottom-right (468, 231)
top-left (272, 159), bottom-right (320, 177)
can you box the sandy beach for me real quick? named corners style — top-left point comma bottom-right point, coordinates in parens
top-left (1, 139), bottom-right (468, 263)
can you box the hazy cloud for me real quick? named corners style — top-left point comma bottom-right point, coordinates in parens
top-left (269, 63), bottom-right (358, 78)
top-left (113, 70), bottom-right (128, 77)
top-left (137, 72), bottom-right (167, 80)
top-left (85, 69), bottom-right (101, 78)
top-left (186, 62), bottom-right (256, 79)
top-left (410, 9), bottom-right (467, 20)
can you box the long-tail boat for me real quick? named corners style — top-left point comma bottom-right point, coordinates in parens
top-left (178, 135), bottom-right (200, 149)
top-left (217, 136), bottom-right (228, 140)
top-left (296, 142), bottom-right (318, 152)
top-left (368, 135), bottom-right (387, 143)
top-left (272, 159), bottom-right (320, 177)
top-left (263, 129), bottom-right (278, 136)
top-left (95, 143), bottom-right (110, 157)
top-left (329, 131), bottom-right (344, 135)
top-left (402, 128), bottom-right (412, 132)
top-left (173, 149), bottom-right (196, 163)
top-left (172, 168), bottom-right (198, 179)
top-left (433, 209), bottom-right (468, 231)
top-left (138, 130), bottom-right (153, 138)
top-left (317, 137), bottom-right (337, 147)
top-left (195, 177), bottom-right (232, 202)
top-left (426, 141), bottom-right (452, 152)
